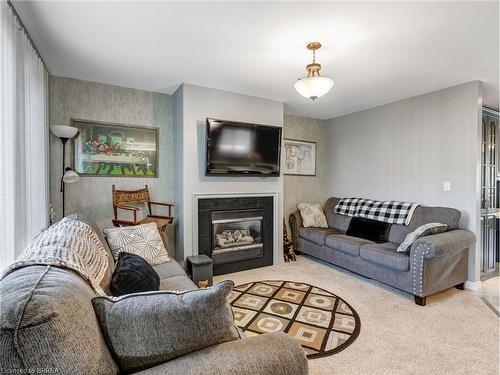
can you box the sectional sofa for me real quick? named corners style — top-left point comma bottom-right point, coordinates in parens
top-left (0, 214), bottom-right (308, 375)
top-left (289, 197), bottom-right (476, 305)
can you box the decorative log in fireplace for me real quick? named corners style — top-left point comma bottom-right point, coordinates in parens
top-left (215, 229), bottom-right (254, 249)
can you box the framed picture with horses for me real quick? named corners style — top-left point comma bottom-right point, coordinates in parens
top-left (72, 119), bottom-right (159, 177)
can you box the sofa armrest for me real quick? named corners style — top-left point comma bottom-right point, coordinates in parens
top-left (410, 229), bottom-right (476, 259)
top-left (137, 332), bottom-right (308, 375)
top-left (289, 210), bottom-right (303, 251)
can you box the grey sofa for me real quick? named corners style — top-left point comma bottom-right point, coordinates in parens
top-left (0, 214), bottom-right (308, 375)
top-left (289, 197), bottom-right (476, 306)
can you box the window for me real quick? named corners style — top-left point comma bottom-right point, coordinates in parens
top-left (0, 2), bottom-right (49, 270)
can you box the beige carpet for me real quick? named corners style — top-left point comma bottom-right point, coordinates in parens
top-left (215, 255), bottom-right (500, 375)
top-left (478, 276), bottom-right (500, 316)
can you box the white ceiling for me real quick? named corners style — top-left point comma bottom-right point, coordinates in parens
top-left (14, 1), bottom-right (499, 120)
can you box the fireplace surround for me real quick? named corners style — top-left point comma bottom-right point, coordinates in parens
top-left (197, 196), bottom-right (274, 275)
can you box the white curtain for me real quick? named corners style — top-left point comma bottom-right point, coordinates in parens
top-left (0, 1), bottom-right (49, 271)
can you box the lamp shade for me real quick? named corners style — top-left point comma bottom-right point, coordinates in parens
top-left (63, 168), bottom-right (79, 184)
top-left (294, 76), bottom-right (334, 101)
top-left (50, 125), bottom-right (78, 139)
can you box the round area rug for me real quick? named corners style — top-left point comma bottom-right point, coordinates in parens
top-left (228, 280), bottom-right (360, 359)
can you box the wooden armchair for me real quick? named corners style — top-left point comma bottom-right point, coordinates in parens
top-left (112, 185), bottom-right (174, 231)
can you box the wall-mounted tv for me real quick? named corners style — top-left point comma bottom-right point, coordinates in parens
top-left (205, 118), bottom-right (282, 176)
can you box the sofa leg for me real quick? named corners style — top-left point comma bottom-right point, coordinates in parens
top-left (455, 282), bottom-right (465, 290)
top-left (414, 295), bottom-right (427, 306)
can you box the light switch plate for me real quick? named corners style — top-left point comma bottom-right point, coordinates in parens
top-left (443, 181), bottom-right (451, 192)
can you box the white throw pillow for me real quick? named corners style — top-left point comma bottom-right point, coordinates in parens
top-left (103, 223), bottom-right (170, 265)
top-left (397, 223), bottom-right (448, 252)
top-left (297, 203), bottom-right (328, 228)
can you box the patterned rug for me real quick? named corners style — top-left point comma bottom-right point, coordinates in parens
top-left (228, 280), bottom-right (360, 359)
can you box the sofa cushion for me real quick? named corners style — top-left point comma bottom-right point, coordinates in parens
top-left (0, 265), bottom-right (119, 374)
top-left (323, 197), bottom-right (352, 231)
top-left (360, 243), bottom-right (410, 271)
top-left (160, 275), bottom-right (198, 291)
top-left (92, 281), bottom-right (238, 373)
top-left (388, 206), bottom-right (461, 244)
top-left (325, 235), bottom-right (374, 256)
top-left (153, 260), bottom-right (189, 279)
top-left (345, 217), bottom-right (391, 243)
top-left (299, 227), bottom-right (343, 246)
top-left (138, 332), bottom-right (308, 375)
top-left (110, 252), bottom-right (160, 297)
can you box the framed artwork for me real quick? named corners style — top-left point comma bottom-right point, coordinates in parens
top-left (72, 119), bottom-right (159, 177)
top-left (283, 138), bottom-right (316, 176)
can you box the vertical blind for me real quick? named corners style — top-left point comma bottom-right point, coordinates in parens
top-left (0, 1), bottom-right (49, 271)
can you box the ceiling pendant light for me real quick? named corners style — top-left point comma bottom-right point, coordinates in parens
top-left (294, 42), bottom-right (334, 101)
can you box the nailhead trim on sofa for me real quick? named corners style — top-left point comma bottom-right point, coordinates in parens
top-left (412, 243), bottom-right (431, 297)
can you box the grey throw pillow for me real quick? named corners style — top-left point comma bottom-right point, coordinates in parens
top-left (92, 280), bottom-right (238, 373)
top-left (397, 223), bottom-right (448, 252)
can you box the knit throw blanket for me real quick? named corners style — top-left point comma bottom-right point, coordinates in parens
top-left (335, 198), bottom-right (420, 226)
top-left (1, 218), bottom-right (110, 295)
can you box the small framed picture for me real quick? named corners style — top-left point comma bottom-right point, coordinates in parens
top-left (72, 119), bottom-right (159, 177)
top-left (283, 139), bottom-right (316, 176)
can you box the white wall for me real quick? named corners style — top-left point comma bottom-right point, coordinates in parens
top-left (173, 84), bottom-right (284, 263)
top-left (325, 81), bottom-right (482, 282)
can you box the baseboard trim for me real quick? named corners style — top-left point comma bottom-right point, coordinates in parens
top-left (465, 280), bottom-right (482, 291)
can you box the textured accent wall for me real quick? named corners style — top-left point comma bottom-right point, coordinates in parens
top-left (283, 114), bottom-right (327, 227)
top-left (49, 76), bottom-right (174, 252)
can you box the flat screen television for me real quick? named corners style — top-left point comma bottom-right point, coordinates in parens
top-left (205, 118), bottom-right (282, 176)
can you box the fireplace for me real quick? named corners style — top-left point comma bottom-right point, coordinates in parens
top-left (198, 196), bottom-right (273, 275)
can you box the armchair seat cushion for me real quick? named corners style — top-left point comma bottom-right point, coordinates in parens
top-left (360, 242), bottom-right (410, 271)
top-left (298, 227), bottom-right (343, 246)
top-left (325, 235), bottom-right (374, 256)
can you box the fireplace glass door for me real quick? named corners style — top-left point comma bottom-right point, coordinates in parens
top-left (211, 209), bottom-right (264, 263)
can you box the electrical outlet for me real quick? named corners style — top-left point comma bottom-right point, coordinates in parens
top-left (443, 181), bottom-right (451, 192)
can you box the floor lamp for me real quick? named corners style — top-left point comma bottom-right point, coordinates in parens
top-left (50, 125), bottom-right (80, 218)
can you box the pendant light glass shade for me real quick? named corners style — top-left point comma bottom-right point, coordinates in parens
top-left (294, 42), bottom-right (334, 101)
top-left (62, 168), bottom-right (79, 183)
top-left (294, 76), bottom-right (334, 101)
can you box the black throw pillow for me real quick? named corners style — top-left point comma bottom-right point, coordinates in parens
top-left (110, 252), bottom-right (160, 297)
top-left (346, 217), bottom-right (391, 243)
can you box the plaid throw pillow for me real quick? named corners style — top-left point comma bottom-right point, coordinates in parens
top-left (397, 223), bottom-right (448, 252)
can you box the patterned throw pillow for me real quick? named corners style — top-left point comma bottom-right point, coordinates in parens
top-left (103, 223), bottom-right (170, 265)
top-left (397, 223), bottom-right (448, 252)
top-left (298, 203), bottom-right (328, 228)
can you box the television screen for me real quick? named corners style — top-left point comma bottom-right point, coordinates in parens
top-left (206, 118), bottom-right (282, 176)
